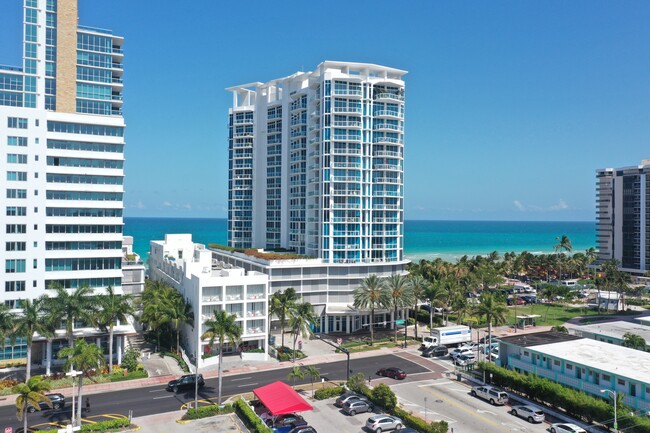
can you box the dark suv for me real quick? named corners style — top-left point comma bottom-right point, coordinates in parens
top-left (166, 374), bottom-right (205, 392)
top-left (422, 345), bottom-right (448, 358)
top-left (27, 393), bottom-right (65, 412)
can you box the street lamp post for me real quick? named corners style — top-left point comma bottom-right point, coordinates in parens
top-left (66, 368), bottom-right (82, 427)
top-left (600, 389), bottom-right (618, 432)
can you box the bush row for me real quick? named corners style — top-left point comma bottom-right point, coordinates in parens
top-left (234, 398), bottom-right (272, 433)
top-left (276, 350), bottom-right (306, 362)
top-left (163, 351), bottom-right (189, 373)
top-left (182, 403), bottom-right (234, 420)
top-left (108, 370), bottom-right (148, 382)
top-left (480, 363), bottom-right (650, 433)
top-left (347, 374), bottom-right (448, 433)
top-left (41, 418), bottom-right (131, 433)
top-left (314, 386), bottom-right (345, 400)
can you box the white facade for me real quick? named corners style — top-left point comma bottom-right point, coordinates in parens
top-left (596, 159), bottom-right (650, 274)
top-left (0, 1), bottom-right (128, 360)
top-left (149, 235), bottom-right (269, 368)
top-left (227, 61), bottom-right (407, 264)
top-left (211, 247), bottom-right (407, 334)
top-left (121, 236), bottom-right (145, 295)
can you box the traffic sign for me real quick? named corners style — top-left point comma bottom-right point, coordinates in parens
top-left (337, 338), bottom-right (343, 345)
top-left (395, 320), bottom-right (405, 325)
top-left (6, 427), bottom-right (13, 433)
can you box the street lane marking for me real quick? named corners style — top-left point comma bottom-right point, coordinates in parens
top-left (397, 396), bottom-right (457, 425)
top-left (149, 389), bottom-right (166, 393)
top-left (423, 387), bottom-right (514, 432)
top-left (153, 395), bottom-right (175, 399)
top-left (477, 409), bottom-right (497, 415)
top-left (237, 383), bottom-right (258, 388)
top-left (230, 376), bottom-right (253, 381)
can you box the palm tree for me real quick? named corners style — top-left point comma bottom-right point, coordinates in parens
top-left (585, 247), bottom-right (597, 280)
top-left (58, 338), bottom-right (106, 425)
top-left (37, 300), bottom-right (59, 376)
top-left (303, 365), bottom-right (321, 397)
top-left (0, 304), bottom-right (15, 350)
top-left (408, 275), bottom-right (428, 341)
top-left (14, 296), bottom-right (51, 380)
top-left (353, 275), bottom-right (387, 346)
top-left (424, 280), bottom-right (446, 332)
top-left (269, 288), bottom-right (298, 349)
top-left (96, 286), bottom-right (135, 373)
top-left (554, 235), bottom-right (573, 281)
top-left (141, 281), bottom-right (170, 349)
top-left (201, 310), bottom-right (242, 406)
top-left (622, 332), bottom-right (646, 351)
top-left (473, 292), bottom-right (508, 358)
top-left (288, 302), bottom-right (317, 362)
top-left (49, 285), bottom-right (96, 349)
top-left (384, 274), bottom-right (414, 342)
top-left (166, 290), bottom-right (194, 354)
top-left (287, 365), bottom-right (305, 389)
top-left (13, 376), bottom-right (53, 433)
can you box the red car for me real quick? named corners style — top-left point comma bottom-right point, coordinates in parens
top-left (376, 367), bottom-right (407, 380)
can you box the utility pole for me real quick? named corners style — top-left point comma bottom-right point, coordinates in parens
top-left (316, 335), bottom-right (351, 381)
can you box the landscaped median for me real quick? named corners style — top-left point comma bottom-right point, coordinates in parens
top-left (336, 336), bottom-right (419, 353)
top-left (38, 418), bottom-right (133, 433)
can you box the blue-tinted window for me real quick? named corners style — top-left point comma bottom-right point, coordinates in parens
top-left (8, 118), bottom-right (28, 129)
top-left (25, 8), bottom-right (37, 24)
top-left (77, 33), bottom-right (112, 53)
top-left (25, 43), bottom-right (37, 59)
top-left (77, 51), bottom-right (111, 68)
top-left (47, 121), bottom-right (124, 136)
top-left (24, 59), bottom-right (36, 74)
top-left (25, 24), bottom-right (37, 42)
top-left (0, 92), bottom-right (22, 107)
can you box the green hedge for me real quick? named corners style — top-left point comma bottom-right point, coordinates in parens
top-left (393, 407), bottom-right (449, 433)
top-left (234, 398), bottom-right (272, 433)
top-left (277, 350), bottom-right (306, 362)
top-left (314, 386), bottom-right (345, 400)
top-left (480, 363), bottom-right (650, 433)
top-left (163, 351), bottom-right (189, 373)
top-left (40, 418), bottom-right (131, 433)
top-left (108, 370), bottom-right (148, 382)
top-left (182, 403), bottom-right (234, 420)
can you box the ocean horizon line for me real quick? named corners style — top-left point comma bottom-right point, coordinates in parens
top-left (124, 216), bottom-right (595, 224)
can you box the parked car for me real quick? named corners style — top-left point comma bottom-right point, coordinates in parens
top-left (507, 297), bottom-right (525, 306)
top-left (479, 342), bottom-right (498, 354)
top-left (260, 413), bottom-right (307, 428)
top-left (422, 345), bottom-right (448, 358)
top-left (376, 367), bottom-right (407, 380)
top-left (458, 342), bottom-right (478, 351)
top-left (365, 415), bottom-right (404, 432)
top-left (489, 348), bottom-right (499, 361)
top-left (454, 354), bottom-right (476, 366)
top-left (550, 423), bottom-right (587, 433)
top-left (470, 385), bottom-right (509, 405)
top-left (335, 391), bottom-right (368, 407)
top-left (342, 399), bottom-right (373, 416)
top-left (166, 374), bottom-right (205, 392)
top-left (287, 427), bottom-right (317, 433)
top-left (510, 405), bottom-right (544, 423)
top-left (27, 393), bottom-right (65, 412)
top-left (450, 347), bottom-right (473, 359)
top-left (520, 295), bottom-right (538, 304)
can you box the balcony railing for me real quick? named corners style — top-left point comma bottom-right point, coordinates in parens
top-left (374, 150), bottom-right (402, 158)
top-left (374, 92), bottom-right (404, 101)
top-left (333, 121), bottom-right (362, 127)
top-left (332, 106), bottom-right (362, 113)
top-left (373, 123), bottom-right (403, 132)
top-left (374, 110), bottom-right (403, 118)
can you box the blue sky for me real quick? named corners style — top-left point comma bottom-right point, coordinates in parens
top-left (2, 1), bottom-right (649, 221)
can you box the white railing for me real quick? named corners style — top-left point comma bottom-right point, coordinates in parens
top-left (373, 136), bottom-right (402, 144)
top-left (332, 162), bottom-right (360, 168)
top-left (333, 89), bottom-right (363, 96)
top-left (374, 150), bottom-right (402, 158)
top-left (373, 178), bottom-right (401, 184)
top-left (374, 110), bottom-right (403, 118)
top-left (374, 92), bottom-right (404, 101)
top-left (331, 176), bottom-right (361, 182)
top-left (373, 123), bottom-right (403, 131)
top-left (333, 134), bottom-right (361, 141)
top-left (333, 121), bottom-right (362, 127)
top-left (374, 204), bottom-right (400, 210)
top-left (333, 106), bottom-right (362, 113)
top-left (374, 164), bottom-right (402, 171)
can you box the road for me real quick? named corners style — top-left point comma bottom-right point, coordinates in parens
top-left (1, 353), bottom-right (429, 432)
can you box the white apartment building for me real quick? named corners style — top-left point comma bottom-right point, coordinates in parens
top-left (0, 0), bottom-right (129, 361)
top-left (224, 62), bottom-right (410, 333)
top-left (596, 159), bottom-right (650, 274)
top-left (149, 235), bottom-right (269, 368)
top-left (121, 236), bottom-right (145, 296)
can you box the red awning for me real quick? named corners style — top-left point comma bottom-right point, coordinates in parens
top-left (253, 381), bottom-right (314, 415)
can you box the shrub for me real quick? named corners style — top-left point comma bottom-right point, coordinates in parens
top-left (371, 384), bottom-right (397, 411)
top-left (121, 347), bottom-right (141, 372)
top-left (108, 370), bottom-right (148, 382)
top-left (234, 398), bottom-right (272, 433)
top-left (347, 373), bottom-right (370, 395)
top-left (182, 403), bottom-right (234, 420)
top-left (276, 349), bottom-right (306, 362)
top-left (393, 407), bottom-right (449, 433)
top-left (314, 386), bottom-right (345, 400)
top-left (0, 379), bottom-right (19, 390)
top-left (41, 418), bottom-right (131, 433)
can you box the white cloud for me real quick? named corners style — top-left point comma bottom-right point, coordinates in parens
top-left (513, 199), bottom-right (569, 212)
top-left (135, 200), bottom-right (145, 209)
top-left (181, 203), bottom-right (192, 210)
top-left (163, 201), bottom-right (172, 207)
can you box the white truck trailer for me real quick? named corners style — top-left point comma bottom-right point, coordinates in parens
top-left (420, 325), bottom-right (472, 349)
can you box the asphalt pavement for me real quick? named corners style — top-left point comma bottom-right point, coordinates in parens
top-left (0, 352), bottom-right (429, 432)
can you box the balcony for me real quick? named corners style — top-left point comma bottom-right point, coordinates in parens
top-left (332, 189), bottom-right (361, 196)
top-left (373, 177), bottom-right (401, 184)
top-left (331, 203), bottom-right (361, 209)
top-left (332, 106), bottom-right (362, 114)
top-left (331, 176), bottom-right (361, 182)
top-left (373, 136), bottom-right (403, 144)
top-left (332, 162), bottom-right (360, 168)
top-left (374, 204), bottom-right (400, 210)
top-left (233, 132), bottom-right (254, 138)
top-left (332, 217), bottom-right (360, 223)
top-left (332, 148), bottom-right (361, 155)
top-left (373, 217), bottom-right (399, 223)
top-left (373, 123), bottom-right (403, 132)
top-left (374, 150), bottom-right (402, 158)
top-left (333, 89), bottom-right (363, 97)
top-left (374, 164), bottom-right (402, 171)
top-left (333, 120), bottom-right (362, 128)
top-left (374, 92), bottom-right (404, 102)
top-left (333, 134), bottom-right (361, 142)
top-left (374, 110), bottom-right (403, 119)
top-left (111, 62), bottom-right (123, 70)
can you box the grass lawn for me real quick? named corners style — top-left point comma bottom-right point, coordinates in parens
top-left (505, 303), bottom-right (601, 327)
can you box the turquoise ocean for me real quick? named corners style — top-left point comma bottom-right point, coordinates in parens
top-left (124, 218), bottom-right (596, 264)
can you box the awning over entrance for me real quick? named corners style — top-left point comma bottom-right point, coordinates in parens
top-left (253, 381), bottom-right (313, 415)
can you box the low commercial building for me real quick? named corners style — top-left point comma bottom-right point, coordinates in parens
top-left (210, 246), bottom-right (407, 334)
top-left (148, 235), bottom-right (269, 368)
top-left (570, 321), bottom-right (650, 350)
top-left (121, 236), bottom-right (146, 295)
top-left (499, 331), bottom-right (650, 411)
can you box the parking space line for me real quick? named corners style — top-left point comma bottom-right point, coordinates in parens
top-left (153, 395), bottom-right (175, 399)
top-left (230, 376), bottom-right (252, 381)
top-left (237, 383), bottom-right (258, 388)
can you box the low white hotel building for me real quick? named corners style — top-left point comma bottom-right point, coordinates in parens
top-left (148, 234), bottom-right (269, 368)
